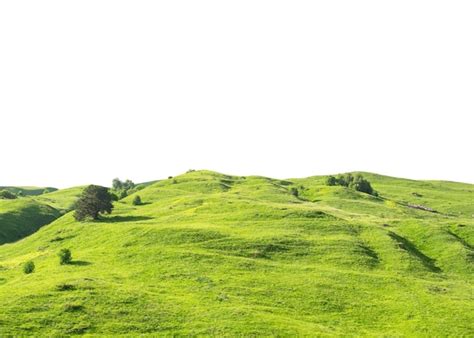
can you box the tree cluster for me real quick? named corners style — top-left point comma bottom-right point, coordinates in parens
top-left (112, 178), bottom-right (136, 199)
top-left (326, 174), bottom-right (377, 196)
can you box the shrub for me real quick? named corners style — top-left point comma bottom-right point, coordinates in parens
top-left (132, 195), bottom-right (142, 206)
top-left (56, 283), bottom-right (76, 291)
top-left (326, 176), bottom-right (337, 186)
top-left (349, 175), bottom-right (374, 195)
top-left (23, 261), bottom-right (35, 274)
top-left (73, 185), bottom-right (114, 221)
top-left (58, 248), bottom-right (72, 265)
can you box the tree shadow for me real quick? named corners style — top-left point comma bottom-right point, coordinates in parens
top-left (69, 260), bottom-right (92, 266)
top-left (99, 215), bottom-right (153, 223)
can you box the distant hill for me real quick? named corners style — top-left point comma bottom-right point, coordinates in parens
top-left (0, 186), bottom-right (57, 196)
top-left (0, 171), bottom-right (472, 336)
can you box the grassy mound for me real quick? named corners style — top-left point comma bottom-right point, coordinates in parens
top-left (0, 170), bottom-right (472, 335)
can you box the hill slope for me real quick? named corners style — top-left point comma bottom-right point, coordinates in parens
top-left (0, 171), bottom-right (473, 336)
top-left (0, 187), bottom-right (83, 245)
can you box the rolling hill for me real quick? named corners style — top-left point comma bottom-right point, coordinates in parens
top-left (0, 187), bottom-right (83, 245)
top-left (0, 170), bottom-right (473, 336)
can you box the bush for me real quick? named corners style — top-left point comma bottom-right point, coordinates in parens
top-left (0, 190), bottom-right (17, 199)
top-left (326, 173), bottom-right (377, 196)
top-left (23, 261), bottom-right (35, 274)
top-left (349, 175), bottom-right (374, 195)
top-left (73, 185), bottom-right (114, 221)
top-left (58, 248), bottom-right (72, 265)
top-left (132, 195), bottom-right (142, 206)
top-left (290, 187), bottom-right (299, 197)
top-left (326, 176), bottom-right (337, 186)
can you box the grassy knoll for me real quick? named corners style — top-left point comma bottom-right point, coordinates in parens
top-left (0, 171), bottom-right (472, 336)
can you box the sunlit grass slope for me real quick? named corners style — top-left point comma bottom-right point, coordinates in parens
top-left (0, 187), bottom-right (83, 244)
top-left (0, 170), bottom-right (473, 336)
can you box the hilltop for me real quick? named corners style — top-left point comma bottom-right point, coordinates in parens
top-left (0, 170), bottom-right (473, 336)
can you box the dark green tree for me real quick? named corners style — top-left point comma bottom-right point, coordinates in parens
top-left (73, 185), bottom-right (114, 221)
top-left (350, 175), bottom-right (375, 195)
top-left (112, 178), bottom-right (123, 190)
top-left (336, 174), bottom-right (348, 187)
top-left (326, 176), bottom-right (337, 186)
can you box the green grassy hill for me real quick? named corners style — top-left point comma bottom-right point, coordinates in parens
top-left (0, 171), bottom-right (472, 336)
top-left (0, 187), bottom-right (83, 245)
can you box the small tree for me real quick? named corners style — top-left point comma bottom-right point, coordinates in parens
top-left (23, 261), bottom-right (35, 274)
top-left (73, 185), bottom-right (114, 221)
top-left (58, 248), bottom-right (72, 265)
top-left (112, 178), bottom-right (123, 190)
top-left (132, 195), bottom-right (142, 206)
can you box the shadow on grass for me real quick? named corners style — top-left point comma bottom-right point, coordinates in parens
top-left (69, 260), bottom-right (92, 266)
top-left (99, 215), bottom-right (153, 223)
top-left (388, 231), bottom-right (442, 273)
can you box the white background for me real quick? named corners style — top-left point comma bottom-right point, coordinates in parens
top-left (1, 1), bottom-right (473, 187)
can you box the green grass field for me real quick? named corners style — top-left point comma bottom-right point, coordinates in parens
top-left (0, 170), bottom-right (473, 336)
